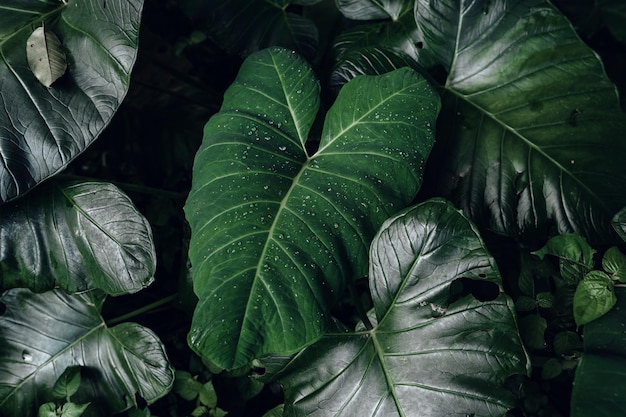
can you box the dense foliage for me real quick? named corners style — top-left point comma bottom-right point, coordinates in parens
top-left (1, 0), bottom-right (626, 416)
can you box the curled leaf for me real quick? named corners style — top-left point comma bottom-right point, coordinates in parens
top-left (26, 26), bottom-right (67, 87)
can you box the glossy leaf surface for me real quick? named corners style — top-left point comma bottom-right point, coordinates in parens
top-left (573, 271), bottom-right (616, 326)
top-left (336, 0), bottom-right (413, 20)
top-left (180, 0), bottom-right (321, 60)
top-left (0, 289), bottom-right (174, 417)
top-left (415, 0), bottom-right (626, 242)
top-left (26, 26), bottom-right (67, 88)
top-left (185, 47), bottom-right (440, 369)
top-left (265, 199), bottom-right (529, 417)
top-left (0, 181), bottom-right (156, 295)
top-left (0, 0), bottom-right (143, 202)
top-left (571, 286), bottom-right (626, 416)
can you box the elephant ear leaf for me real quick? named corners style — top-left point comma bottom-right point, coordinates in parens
top-left (0, 0), bottom-right (143, 203)
top-left (0, 289), bottom-right (174, 417)
top-left (264, 199), bottom-right (529, 417)
top-left (0, 181), bottom-right (156, 295)
top-left (185, 47), bottom-right (440, 370)
top-left (415, 0), bottom-right (626, 242)
top-left (26, 25), bottom-right (67, 88)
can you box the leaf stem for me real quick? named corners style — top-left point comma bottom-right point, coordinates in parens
top-left (107, 294), bottom-right (178, 326)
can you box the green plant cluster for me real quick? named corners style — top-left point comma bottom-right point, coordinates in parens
top-left (1, 0), bottom-right (626, 417)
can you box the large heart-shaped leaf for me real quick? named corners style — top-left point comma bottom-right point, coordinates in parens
top-left (0, 181), bottom-right (156, 295)
top-left (179, 0), bottom-right (321, 60)
top-left (184, 47), bottom-right (440, 370)
top-left (413, 0), bottom-right (626, 242)
top-left (0, 288), bottom-right (174, 417)
top-left (571, 286), bottom-right (626, 416)
top-left (0, 0), bottom-right (143, 203)
top-left (264, 199), bottom-right (529, 417)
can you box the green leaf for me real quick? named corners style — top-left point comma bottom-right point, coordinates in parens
top-left (532, 233), bottom-right (595, 284)
top-left (38, 402), bottom-right (57, 417)
top-left (0, 181), bottom-right (156, 295)
top-left (541, 358), bottom-right (562, 380)
top-left (415, 0), bottom-right (626, 243)
top-left (198, 381), bottom-right (217, 409)
top-left (536, 292), bottom-right (555, 308)
top-left (26, 25), bottom-right (67, 88)
top-left (0, 0), bottom-right (143, 203)
top-left (60, 402), bottom-right (90, 417)
top-left (573, 270), bottom-right (616, 326)
top-left (597, 0), bottom-right (626, 43)
top-left (571, 287), bottom-right (626, 416)
top-left (173, 370), bottom-right (201, 401)
top-left (262, 405), bottom-right (283, 417)
top-left (179, 0), bottom-right (321, 60)
top-left (336, 0), bottom-right (413, 20)
top-left (0, 289), bottom-right (174, 417)
top-left (602, 246), bottom-right (626, 282)
top-left (515, 295), bottom-right (537, 312)
top-left (265, 199), bottom-right (529, 417)
top-left (553, 330), bottom-right (582, 356)
top-left (52, 366), bottom-right (82, 401)
top-left (185, 47), bottom-right (440, 369)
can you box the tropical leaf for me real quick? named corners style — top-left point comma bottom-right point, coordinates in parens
top-left (571, 286), bottom-right (626, 417)
top-left (0, 289), bottom-right (174, 417)
top-left (0, 181), bottom-right (156, 295)
top-left (414, 0), bottom-right (626, 242)
top-left (179, 0), bottom-right (321, 60)
top-left (597, 0), bottom-right (626, 43)
top-left (336, 0), bottom-right (413, 21)
top-left (264, 199), bottom-right (529, 417)
top-left (184, 47), bottom-right (440, 370)
top-left (0, 0), bottom-right (143, 203)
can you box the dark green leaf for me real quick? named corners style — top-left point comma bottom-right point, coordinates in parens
top-left (416, 0), bottom-right (626, 242)
top-left (26, 25), bottom-right (67, 88)
top-left (38, 402), bottom-right (57, 417)
top-left (60, 402), bottom-right (90, 417)
top-left (262, 405), bottom-right (284, 417)
top-left (0, 0), bottom-right (143, 202)
top-left (185, 48), bottom-right (439, 369)
top-left (602, 246), bottom-right (626, 282)
top-left (198, 381), bottom-right (217, 408)
top-left (519, 314), bottom-right (547, 350)
top-left (536, 292), bottom-right (555, 308)
top-left (515, 295), bottom-right (537, 312)
top-left (532, 233), bottom-right (595, 284)
top-left (266, 199), bottom-right (529, 417)
top-left (541, 358), bottom-right (562, 380)
top-left (0, 289), bottom-right (174, 417)
top-left (553, 330), bottom-right (582, 356)
top-left (573, 270), bottom-right (616, 326)
top-left (52, 366), bottom-right (82, 401)
top-left (571, 287), bottom-right (626, 417)
top-left (597, 0), bottom-right (626, 43)
top-left (173, 370), bottom-right (201, 401)
top-left (336, 0), bottom-right (413, 20)
top-left (180, 0), bottom-right (320, 60)
top-left (0, 181), bottom-right (156, 295)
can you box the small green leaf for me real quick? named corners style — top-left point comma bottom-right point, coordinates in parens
top-left (191, 406), bottom-right (210, 417)
top-left (519, 314), bottom-right (547, 350)
top-left (541, 358), bottom-right (563, 380)
top-left (261, 405), bottom-right (284, 417)
top-left (173, 370), bottom-right (201, 401)
top-left (26, 25), bottom-right (67, 88)
top-left (59, 401), bottom-right (90, 417)
top-left (573, 271), bottom-right (617, 326)
top-left (533, 234), bottom-right (595, 284)
top-left (37, 403), bottom-right (57, 417)
top-left (210, 407), bottom-right (228, 417)
top-left (52, 366), bottom-right (82, 401)
top-left (553, 331), bottom-right (582, 356)
top-left (602, 246), bottom-right (626, 282)
top-left (536, 292), bottom-right (555, 308)
top-left (198, 381), bottom-right (217, 408)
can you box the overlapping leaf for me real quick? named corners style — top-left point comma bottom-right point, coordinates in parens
top-left (264, 199), bottom-right (529, 417)
top-left (0, 289), bottom-right (174, 417)
top-left (0, 0), bottom-right (143, 202)
top-left (413, 0), bottom-right (626, 242)
top-left (336, 0), bottom-right (413, 20)
top-left (185, 47), bottom-right (440, 369)
top-left (0, 181), bottom-right (156, 295)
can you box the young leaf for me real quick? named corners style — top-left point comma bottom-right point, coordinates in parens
top-left (185, 47), bottom-right (440, 370)
top-left (26, 26), bottom-right (67, 88)
top-left (0, 0), bottom-right (143, 203)
top-left (518, 314), bottom-right (548, 350)
top-left (553, 330), bottom-right (582, 356)
top-left (59, 402), bottom-right (90, 417)
top-left (0, 289), bottom-right (174, 417)
top-left (173, 370), bottom-right (201, 401)
top-left (415, 0), bottom-right (626, 243)
top-left (52, 366), bottom-right (83, 401)
top-left (532, 233), bottom-right (595, 284)
top-left (573, 270), bottom-right (616, 326)
top-left (265, 199), bottom-right (529, 417)
top-left (0, 181), bottom-right (156, 296)
top-left (602, 246), bottom-right (626, 282)
top-left (38, 403), bottom-right (57, 417)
